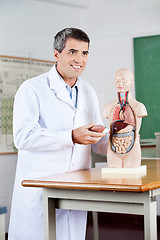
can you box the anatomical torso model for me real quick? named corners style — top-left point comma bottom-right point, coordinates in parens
top-left (102, 69), bottom-right (147, 168)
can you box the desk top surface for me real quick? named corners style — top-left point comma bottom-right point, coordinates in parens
top-left (22, 159), bottom-right (160, 193)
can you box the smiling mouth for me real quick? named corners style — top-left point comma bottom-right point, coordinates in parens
top-left (71, 65), bottom-right (82, 70)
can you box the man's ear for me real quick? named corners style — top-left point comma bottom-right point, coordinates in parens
top-left (54, 49), bottom-right (59, 61)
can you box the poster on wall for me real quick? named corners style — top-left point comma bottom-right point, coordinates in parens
top-left (0, 55), bottom-right (55, 154)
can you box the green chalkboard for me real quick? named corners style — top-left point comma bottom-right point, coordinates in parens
top-left (134, 35), bottom-right (160, 139)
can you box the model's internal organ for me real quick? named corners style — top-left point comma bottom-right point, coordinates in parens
top-left (110, 104), bottom-right (136, 154)
top-left (89, 125), bottom-right (105, 133)
top-left (112, 135), bottom-right (133, 154)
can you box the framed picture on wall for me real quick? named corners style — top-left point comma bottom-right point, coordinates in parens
top-left (0, 55), bottom-right (55, 154)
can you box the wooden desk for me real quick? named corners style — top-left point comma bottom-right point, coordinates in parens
top-left (22, 159), bottom-right (160, 240)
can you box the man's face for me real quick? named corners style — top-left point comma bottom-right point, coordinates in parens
top-left (114, 70), bottom-right (134, 93)
top-left (54, 38), bottom-right (89, 83)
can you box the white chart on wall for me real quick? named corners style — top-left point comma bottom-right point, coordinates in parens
top-left (0, 55), bottom-right (55, 154)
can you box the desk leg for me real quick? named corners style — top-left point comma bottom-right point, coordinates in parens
top-left (144, 200), bottom-right (157, 240)
top-left (43, 190), bottom-right (56, 240)
top-left (92, 212), bottom-right (99, 240)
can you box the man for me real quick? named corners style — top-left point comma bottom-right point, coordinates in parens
top-left (9, 28), bottom-right (108, 240)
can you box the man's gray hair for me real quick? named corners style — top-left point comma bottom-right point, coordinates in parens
top-left (53, 28), bottom-right (90, 53)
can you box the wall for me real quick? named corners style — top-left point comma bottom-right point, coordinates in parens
top-left (0, 0), bottom-right (83, 59)
top-left (0, 0), bottom-right (83, 232)
top-left (0, 154), bottom-right (17, 232)
top-left (1, 0), bottom-right (160, 233)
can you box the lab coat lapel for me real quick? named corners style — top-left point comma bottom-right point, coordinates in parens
top-left (48, 65), bottom-right (74, 108)
top-left (72, 79), bottom-right (87, 129)
top-left (76, 79), bottom-right (86, 110)
top-left (56, 88), bottom-right (73, 106)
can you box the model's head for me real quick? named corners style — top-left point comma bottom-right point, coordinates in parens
top-left (53, 28), bottom-right (90, 53)
top-left (114, 68), bottom-right (134, 93)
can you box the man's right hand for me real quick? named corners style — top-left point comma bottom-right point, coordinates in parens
top-left (72, 123), bottom-right (105, 145)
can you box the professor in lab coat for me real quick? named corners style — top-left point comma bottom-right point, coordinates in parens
top-left (9, 28), bottom-right (108, 240)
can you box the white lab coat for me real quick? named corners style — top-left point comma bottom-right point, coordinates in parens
top-left (8, 65), bottom-right (108, 240)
